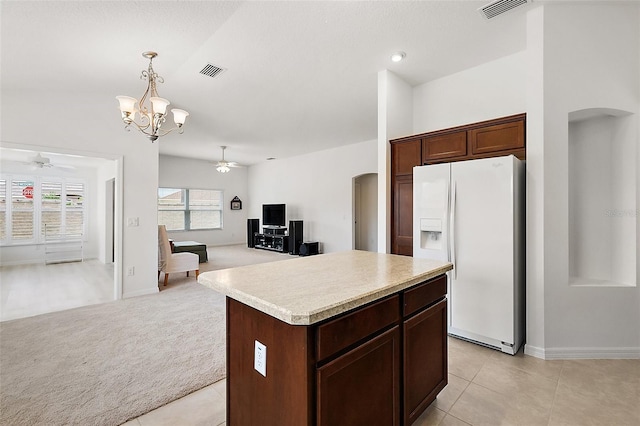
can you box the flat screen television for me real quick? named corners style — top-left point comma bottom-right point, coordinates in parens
top-left (262, 204), bottom-right (286, 227)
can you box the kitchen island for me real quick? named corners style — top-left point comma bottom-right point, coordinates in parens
top-left (198, 250), bottom-right (453, 426)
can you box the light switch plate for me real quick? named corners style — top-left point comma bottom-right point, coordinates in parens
top-left (254, 340), bottom-right (266, 377)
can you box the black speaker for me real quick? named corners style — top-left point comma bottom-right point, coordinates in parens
top-left (288, 220), bottom-right (303, 255)
top-left (247, 218), bottom-right (259, 248)
top-left (299, 242), bottom-right (319, 256)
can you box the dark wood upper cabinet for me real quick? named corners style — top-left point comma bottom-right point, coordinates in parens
top-left (389, 113), bottom-right (525, 256)
top-left (469, 119), bottom-right (525, 156)
top-left (422, 131), bottom-right (467, 163)
top-left (391, 138), bottom-right (422, 176)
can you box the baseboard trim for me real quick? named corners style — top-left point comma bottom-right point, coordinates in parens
top-left (523, 344), bottom-right (546, 359)
top-left (0, 257), bottom-right (97, 267)
top-left (525, 344), bottom-right (640, 360)
top-left (123, 287), bottom-right (159, 299)
top-left (544, 347), bottom-right (640, 360)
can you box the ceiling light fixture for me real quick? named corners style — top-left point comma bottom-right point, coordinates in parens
top-left (216, 146), bottom-right (231, 173)
top-left (116, 51), bottom-right (189, 142)
top-left (391, 51), bottom-right (406, 62)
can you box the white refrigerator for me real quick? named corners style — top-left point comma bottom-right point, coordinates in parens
top-left (413, 155), bottom-right (525, 355)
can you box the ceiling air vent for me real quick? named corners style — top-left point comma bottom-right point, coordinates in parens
top-left (199, 63), bottom-right (226, 78)
top-left (479, 0), bottom-right (530, 20)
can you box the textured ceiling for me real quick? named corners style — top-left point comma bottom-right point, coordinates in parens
top-left (1, 1), bottom-right (529, 166)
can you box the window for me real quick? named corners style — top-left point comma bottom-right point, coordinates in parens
top-left (158, 188), bottom-right (222, 231)
top-left (0, 175), bottom-right (86, 245)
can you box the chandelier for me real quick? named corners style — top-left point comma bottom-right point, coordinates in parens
top-left (116, 51), bottom-right (189, 142)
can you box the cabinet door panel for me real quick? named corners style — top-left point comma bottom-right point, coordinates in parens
top-left (469, 120), bottom-right (524, 155)
top-left (404, 298), bottom-right (447, 425)
top-left (423, 131), bottom-right (467, 162)
top-left (392, 175), bottom-right (414, 256)
top-left (317, 326), bottom-right (401, 426)
top-left (392, 139), bottom-right (422, 176)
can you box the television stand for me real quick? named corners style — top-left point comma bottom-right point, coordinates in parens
top-left (262, 226), bottom-right (287, 236)
top-left (254, 232), bottom-right (289, 253)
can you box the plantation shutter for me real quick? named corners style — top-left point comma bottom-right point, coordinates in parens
top-left (11, 180), bottom-right (34, 240)
top-left (65, 182), bottom-right (84, 237)
top-left (0, 180), bottom-right (6, 241)
top-left (41, 181), bottom-right (62, 238)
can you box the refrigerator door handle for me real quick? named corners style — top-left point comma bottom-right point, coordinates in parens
top-left (450, 181), bottom-right (457, 280)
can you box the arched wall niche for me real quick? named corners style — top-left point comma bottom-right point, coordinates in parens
top-left (568, 107), bottom-right (637, 287)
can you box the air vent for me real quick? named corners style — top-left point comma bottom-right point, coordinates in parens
top-left (199, 63), bottom-right (226, 78)
top-left (479, 0), bottom-right (530, 20)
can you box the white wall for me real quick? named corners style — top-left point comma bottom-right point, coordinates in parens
top-left (248, 140), bottom-right (377, 254)
top-left (537, 3), bottom-right (639, 358)
top-left (1, 90), bottom-right (157, 298)
top-left (158, 154), bottom-right (248, 246)
top-left (96, 161), bottom-right (117, 264)
top-left (413, 50), bottom-right (527, 134)
top-left (524, 4), bottom-right (547, 357)
top-left (377, 70), bottom-right (413, 253)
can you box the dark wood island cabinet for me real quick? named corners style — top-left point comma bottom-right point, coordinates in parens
top-left (198, 251), bottom-right (453, 426)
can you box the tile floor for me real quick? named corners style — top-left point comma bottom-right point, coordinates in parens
top-left (122, 337), bottom-right (640, 426)
top-left (0, 259), bottom-right (114, 321)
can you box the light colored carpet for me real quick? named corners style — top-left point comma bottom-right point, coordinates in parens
top-left (0, 244), bottom-right (287, 426)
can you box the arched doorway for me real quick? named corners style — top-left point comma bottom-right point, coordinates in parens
top-left (353, 173), bottom-right (378, 251)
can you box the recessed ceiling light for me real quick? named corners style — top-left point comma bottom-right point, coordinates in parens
top-left (391, 51), bottom-right (406, 62)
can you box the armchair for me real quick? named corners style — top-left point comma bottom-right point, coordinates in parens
top-left (158, 225), bottom-right (199, 286)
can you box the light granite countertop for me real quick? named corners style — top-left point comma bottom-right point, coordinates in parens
top-left (197, 250), bottom-right (453, 325)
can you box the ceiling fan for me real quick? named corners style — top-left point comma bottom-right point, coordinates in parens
top-left (214, 146), bottom-right (242, 173)
top-left (26, 153), bottom-right (75, 170)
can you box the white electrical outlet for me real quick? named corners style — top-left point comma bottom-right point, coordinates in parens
top-left (127, 267), bottom-right (135, 276)
top-left (254, 340), bottom-right (266, 377)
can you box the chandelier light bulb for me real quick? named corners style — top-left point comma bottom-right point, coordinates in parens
top-left (172, 109), bottom-right (189, 126)
top-left (150, 97), bottom-right (170, 115)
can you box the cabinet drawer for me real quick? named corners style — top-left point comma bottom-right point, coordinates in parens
top-left (403, 275), bottom-right (447, 317)
top-left (422, 131), bottom-right (467, 162)
top-left (316, 295), bottom-right (400, 361)
top-left (469, 119), bottom-right (525, 155)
